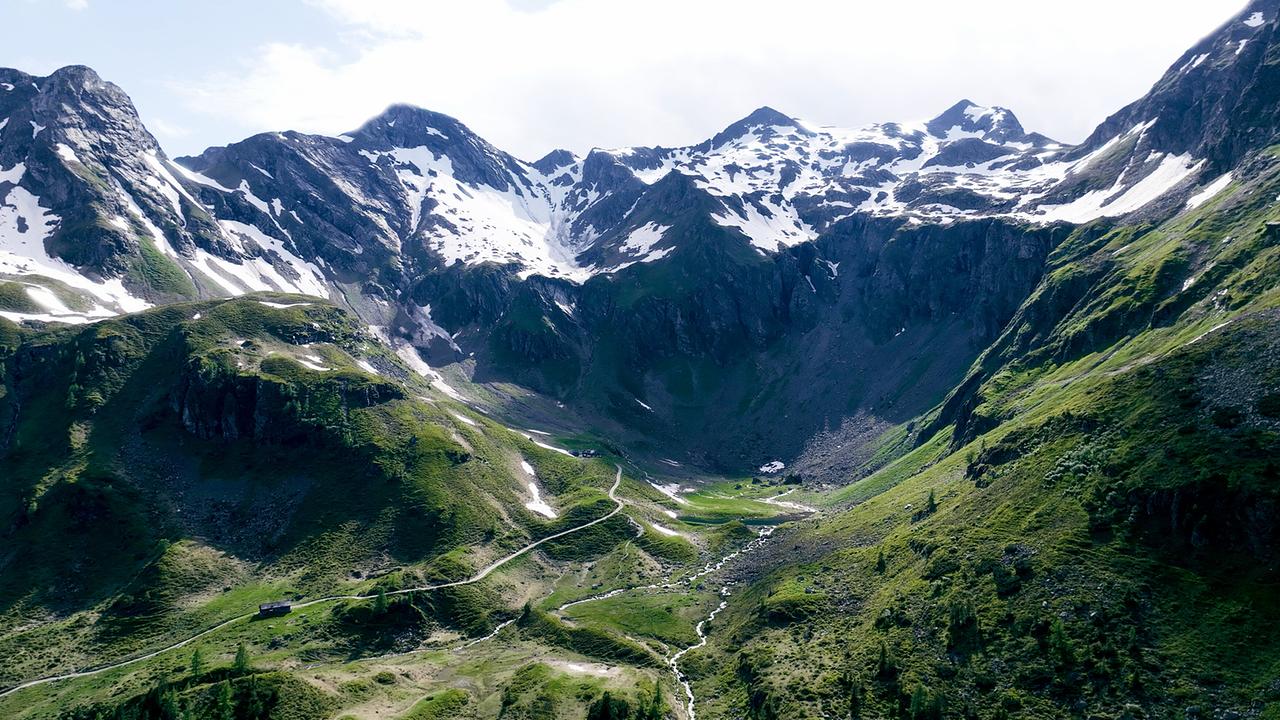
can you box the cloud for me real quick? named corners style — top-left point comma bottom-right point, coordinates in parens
top-left (178, 0), bottom-right (1246, 159)
top-left (65, 0), bottom-right (88, 10)
top-left (147, 118), bottom-right (192, 140)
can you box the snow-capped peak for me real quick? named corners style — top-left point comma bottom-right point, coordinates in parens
top-left (925, 100), bottom-right (1033, 144)
top-left (351, 104), bottom-right (455, 143)
top-left (533, 148), bottom-right (580, 174)
top-left (709, 106), bottom-right (809, 146)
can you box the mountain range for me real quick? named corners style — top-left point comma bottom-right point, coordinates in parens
top-left (2, 1), bottom-right (1280, 719)
top-left (6, 12), bottom-right (1270, 469)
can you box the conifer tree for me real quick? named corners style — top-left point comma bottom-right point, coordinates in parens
top-left (190, 648), bottom-right (204, 678)
top-left (233, 642), bottom-right (251, 673)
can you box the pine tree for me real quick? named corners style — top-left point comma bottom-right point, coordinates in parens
top-left (157, 687), bottom-right (183, 720)
top-left (925, 489), bottom-right (937, 514)
top-left (909, 685), bottom-right (929, 718)
top-left (233, 642), bottom-right (251, 673)
top-left (374, 587), bottom-right (388, 615)
top-left (908, 685), bottom-right (942, 720)
top-left (875, 548), bottom-right (886, 574)
top-left (947, 596), bottom-right (981, 654)
top-left (588, 691), bottom-right (629, 720)
top-left (190, 648), bottom-right (204, 679)
top-left (242, 674), bottom-right (273, 717)
top-left (1048, 619), bottom-right (1075, 668)
top-left (875, 641), bottom-right (897, 680)
top-left (839, 663), bottom-right (863, 718)
top-left (211, 680), bottom-right (235, 720)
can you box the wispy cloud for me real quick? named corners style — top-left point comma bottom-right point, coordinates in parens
top-left (148, 118), bottom-right (192, 140)
top-left (177, 0), bottom-right (1246, 158)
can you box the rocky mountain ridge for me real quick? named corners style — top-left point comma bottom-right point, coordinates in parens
top-left (5, 0), bottom-right (1272, 323)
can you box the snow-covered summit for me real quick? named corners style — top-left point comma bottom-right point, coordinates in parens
top-left (564, 101), bottom-right (1071, 251)
top-left (925, 100), bottom-right (1048, 146)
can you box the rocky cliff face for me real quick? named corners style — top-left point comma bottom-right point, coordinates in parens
top-left (1081, 0), bottom-right (1280, 173)
top-left (408, 212), bottom-right (1062, 469)
top-left (1035, 0), bottom-right (1280, 218)
top-left (0, 67), bottom-right (211, 313)
top-left (0, 66), bottom-right (342, 323)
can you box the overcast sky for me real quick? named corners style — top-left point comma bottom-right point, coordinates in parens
top-left (2, 0), bottom-right (1249, 160)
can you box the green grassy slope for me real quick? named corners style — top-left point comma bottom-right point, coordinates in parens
top-left (682, 148), bottom-right (1280, 719)
top-left (0, 295), bottom-right (627, 698)
top-left (0, 294), bottom-right (800, 720)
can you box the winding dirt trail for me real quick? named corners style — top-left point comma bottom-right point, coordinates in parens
top-left (0, 467), bottom-right (625, 700)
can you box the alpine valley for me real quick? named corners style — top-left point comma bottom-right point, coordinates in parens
top-left (1, 2), bottom-right (1280, 719)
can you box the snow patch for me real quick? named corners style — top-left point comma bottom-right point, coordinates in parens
top-left (170, 161), bottom-right (235, 192)
top-left (711, 195), bottom-right (816, 253)
top-left (24, 285), bottom-right (75, 314)
top-left (54, 144), bottom-right (81, 164)
top-left (520, 458), bottom-right (557, 518)
top-left (522, 434), bottom-right (575, 457)
top-left (218, 220), bottom-right (329, 297)
top-left (525, 483), bottom-right (556, 518)
top-left (0, 163), bottom-right (24, 184)
top-left (0, 186), bottom-right (149, 315)
top-left (364, 145), bottom-right (590, 282)
top-left (1186, 173), bottom-right (1233, 210)
top-left (1036, 154), bottom-right (1203, 223)
top-left (296, 354), bottom-right (330, 372)
top-left (257, 300), bottom-right (311, 309)
top-left (123, 190), bottom-right (179, 258)
top-left (619, 222), bottom-right (670, 258)
top-left (650, 482), bottom-right (690, 505)
top-left (0, 310), bottom-right (96, 325)
top-left (389, 340), bottom-right (465, 401)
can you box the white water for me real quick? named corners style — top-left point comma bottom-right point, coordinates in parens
top-left (668, 527), bottom-right (776, 719)
top-left (761, 488), bottom-right (819, 513)
top-left (670, 591), bottom-right (732, 720)
top-left (555, 526), bottom-right (777, 616)
top-left (552, 525), bottom-right (780, 720)
top-left (462, 618), bottom-right (517, 648)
